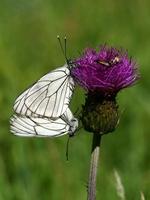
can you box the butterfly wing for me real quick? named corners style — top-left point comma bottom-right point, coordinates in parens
top-left (10, 108), bottom-right (78, 137)
top-left (61, 107), bottom-right (74, 122)
top-left (14, 64), bottom-right (75, 118)
top-left (10, 115), bottom-right (70, 137)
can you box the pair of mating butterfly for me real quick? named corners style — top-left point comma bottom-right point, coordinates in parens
top-left (10, 37), bottom-right (78, 138)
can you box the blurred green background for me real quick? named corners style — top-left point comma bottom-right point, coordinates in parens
top-left (0, 0), bottom-right (149, 199)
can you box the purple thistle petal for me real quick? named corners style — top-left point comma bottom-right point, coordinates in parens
top-left (71, 45), bottom-right (139, 95)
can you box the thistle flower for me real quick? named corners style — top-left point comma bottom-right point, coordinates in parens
top-left (71, 45), bottom-right (139, 134)
top-left (72, 45), bottom-right (139, 96)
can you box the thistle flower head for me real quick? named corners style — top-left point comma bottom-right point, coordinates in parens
top-left (72, 45), bottom-right (139, 96)
top-left (71, 45), bottom-right (140, 135)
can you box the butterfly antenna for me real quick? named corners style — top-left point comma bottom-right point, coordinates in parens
top-left (64, 36), bottom-right (68, 61)
top-left (66, 136), bottom-right (70, 161)
top-left (57, 35), bottom-right (68, 62)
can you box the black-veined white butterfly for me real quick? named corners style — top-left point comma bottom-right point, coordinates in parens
top-left (10, 108), bottom-right (78, 137)
top-left (13, 63), bottom-right (75, 118)
top-left (10, 36), bottom-right (78, 137)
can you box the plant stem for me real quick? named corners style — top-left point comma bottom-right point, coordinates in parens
top-left (87, 133), bottom-right (102, 200)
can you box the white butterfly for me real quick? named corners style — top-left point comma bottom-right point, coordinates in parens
top-left (13, 64), bottom-right (75, 118)
top-left (10, 108), bottom-right (78, 137)
top-left (11, 61), bottom-right (79, 137)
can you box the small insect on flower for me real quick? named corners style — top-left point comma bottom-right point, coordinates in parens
top-left (10, 36), bottom-right (78, 137)
top-left (98, 56), bottom-right (120, 67)
top-left (71, 45), bottom-right (139, 134)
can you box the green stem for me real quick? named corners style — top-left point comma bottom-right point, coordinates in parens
top-left (87, 133), bottom-right (102, 200)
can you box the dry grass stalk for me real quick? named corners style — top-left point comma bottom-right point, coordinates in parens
top-left (114, 169), bottom-right (126, 200)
